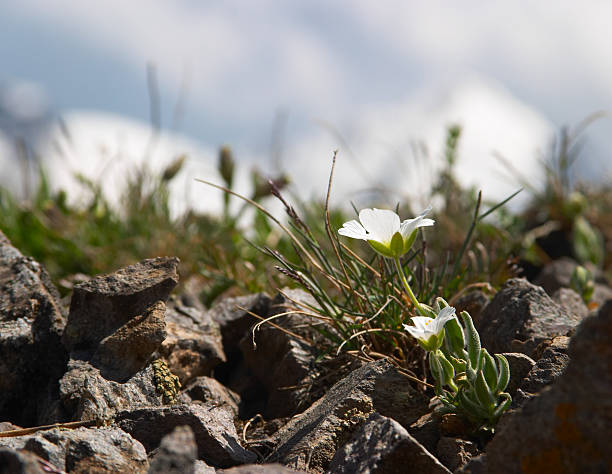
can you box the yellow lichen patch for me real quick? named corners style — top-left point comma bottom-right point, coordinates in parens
top-left (520, 402), bottom-right (606, 474)
top-left (152, 359), bottom-right (181, 404)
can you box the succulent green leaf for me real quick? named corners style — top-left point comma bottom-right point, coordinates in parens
top-left (449, 355), bottom-right (467, 374)
top-left (436, 350), bottom-right (456, 387)
top-left (475, 371), bottom-right (495, 409)
top-left (429, 351), bottom-right (444, 394)
top-left (482, 349), bottom-right (499, 390)
top-left (495, 354), bottom-right (510, 393)
top-left (458, 390), bottom-right (489, 420)
top-left (443, 316), bottom-right (466, 358)
top-left (461, 311), bottom-right (481, 368)
top-left (492, 392), bottom-right (512, 421)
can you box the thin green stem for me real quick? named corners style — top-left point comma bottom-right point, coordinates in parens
top-left (394, 257), bottom-right (426, 316)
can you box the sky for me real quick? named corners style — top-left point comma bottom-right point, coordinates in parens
top-left (1, 1), bottom-right (611, 213)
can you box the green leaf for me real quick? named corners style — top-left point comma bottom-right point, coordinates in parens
top-left (461, 311), bottom-right (481, 369)
top-left (429, 351), bottom-right (444, 395)
top-left (495, 354), bottom-right (510, 393)
top-left (475, 371), bottom-right (495, 409)
top-left (444, 316), bottom-right (466, 358)
top-left (492, 392), bottom-right (512, 421)
top-left (482, 349), bottom-right (499, 390)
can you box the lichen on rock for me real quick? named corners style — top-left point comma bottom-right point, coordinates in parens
top-left (152, 359), bottom-right (182, 404)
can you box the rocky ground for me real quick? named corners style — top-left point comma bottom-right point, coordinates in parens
top-left (0, 229), bottom-right (611, 473)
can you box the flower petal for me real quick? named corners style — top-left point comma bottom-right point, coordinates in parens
top-left (411, 316), bottom-right (433, 331)
top-left (400, 206), bottom-right (435, 239)
top-left (338, 219), bottom-right (369, 240)
top-left (359, 208), bottom-right (400, 243)
top-left (403, 324), bottom-right (425, 339)
top-left (432, 306), bottom-right (456, 333)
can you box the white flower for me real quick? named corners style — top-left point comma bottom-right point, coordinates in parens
top-left (338, 207), bottom-right (434, 258)
top-left (403, 306), bottom-right (457, 351)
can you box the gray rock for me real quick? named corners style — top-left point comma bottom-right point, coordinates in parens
top-left (513, 336), bottom-right (570, 407)
top-left (0, 231), bottom-right (67, 425)
top-left (328, 412), bottom-right (451, 474)
top-left (269, 359), bottom-right (428, 473)
top-left (194, 459), bottom-right (217, 473)
top-left (63, 256), bottom-right (178, 360)
top-left (209, 293), bottom-right (271, 358)
top-left (485, 300), bottom-right (612, 473)
top-left (435, 436), bottom-right (479, 472)
top-left (552, 287), bottom-right (588, 320)
top-left (0, 426), bottom-right (148, 473)
top-left (498, 353), bottom-right (536, 395)
top-left (408, 412), bottom-right (441, 455)
top-left (535, 257), bottom-right (612, 308)
top-left (592, 284), bottom-right (612, 309)
top-left (148, 426), bottom-right (198, 474)
top-left (218, 465), bottom-right (305, 473)
top-left (0, 448), bottom-right (45, 473)
top-left (453, 290), bottom-right (490, 331)
top-left (534, 257), bottom-right (577, 294)
top-left (159, 302), bottom-right (226, 386)
top-left (455, 454), bottom-right (487, 474)
top-left (91, 300), bottom-right (168, 381)
top-left (179, 376), bottom-right (240, 417)
top-left (479, 278), bottom-right (583, 357)
top-left (116, 403), bottom-right (256, 468)
top-left (58, 360), bottom-right (162, 422)
top-left (240, 289), bottom-right (336, 419)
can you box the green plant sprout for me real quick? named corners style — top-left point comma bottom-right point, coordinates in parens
top-left (338, 208), bottom-right (512, 432)
top-left (570, 264), bottom-right (595, 304)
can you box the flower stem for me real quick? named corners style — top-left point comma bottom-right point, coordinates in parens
top-left (394, 257), bottom-right (426, 316)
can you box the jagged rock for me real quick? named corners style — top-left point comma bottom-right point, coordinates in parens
top-left (535, 257), bottom-right (612, 308)
top-left (116, 403), bottom-right (256, 468)
top-left (63, 257), bottom-right (178, 380)
top-left (455, 455), bottom-right (487, 474)
top-left (218, 465), bottom-right (305, 473)
top-left (485, 301), bottom-right (612, 473)
top-left (148, 425), bottom-right (198, 474)
top-left (240, 290), bottom-right (333, 419)
top-left (499, 353), bottom-right (536, 395)
top-left (194, 459), bottom-right (217, 473)
top-left (210, 293), bottom-right (271, 359)
top-left (479, 278), bottom-right (584, 357)
top-left (0, 426), bottom-right (148, 473)
top-left (57, 360), bottom-right (162, 422)
top-left (0, 231), bottom-right (68, 425)
top-left (210, 293), bottom-right (272, 417)
top-left (552, 288), bottom-right (588, 320)
top-left (0, 448), bottom-right (45, 473)
top-left (513, 336), bottom-right (570, 407)
top-left (453, 290), bottom-right (490, 330)
top-left (91, 300), bottom-right (167, 381)
top-left (409, 412), bottom-right (441, 455)
top-left (159, 302), bottom-right (226, 386)
top-left (0, 422), bottom-right (19, 432)
top-left (328, 412), bottom-right (451, 474)
top-left (534, 257), bottom-right (579, 294)
top-left (268, 359), bottom-right (428, 473)
top-left (179, 376), bottom-right (240, 417)
top-left (435, 436), bottom-right (479, 472)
